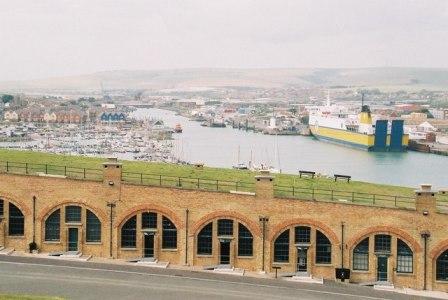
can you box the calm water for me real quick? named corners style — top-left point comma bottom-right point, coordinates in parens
top-left (131, 108), bottom-right (448, 189)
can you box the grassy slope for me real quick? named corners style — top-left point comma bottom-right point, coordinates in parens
top-left (0, 295), bottom-right (63, 300)
top-left (0, 149), bottom-right (414, 197)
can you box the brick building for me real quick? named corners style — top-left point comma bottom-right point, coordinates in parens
top-left (0, 159), bottom-right (448, 292)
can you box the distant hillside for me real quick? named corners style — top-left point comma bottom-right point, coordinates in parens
top-left (1, 67), bottom-right (448, 92)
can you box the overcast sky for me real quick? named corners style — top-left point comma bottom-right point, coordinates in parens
top-left (0, 0), bottom-right (447, 81)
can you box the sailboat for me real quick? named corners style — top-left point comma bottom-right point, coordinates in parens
top-left (232, 146), bottom-right (248, 170)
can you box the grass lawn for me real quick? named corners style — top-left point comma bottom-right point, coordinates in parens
top-left (0, 295), bottom-right (64, 300)
top-left (0, 149), bottom-right (414, 197)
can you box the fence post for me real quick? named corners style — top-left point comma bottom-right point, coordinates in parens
top-left (140, 173), bottom-right (143, 184)
top-left (178, 177), bottom-right (181, 187)
top-left (373, 194), bottom-right (376, 205)
top-left (159, 175), bottom-right (162, 186)
top-left (64, 166), bottom-right (67, 176)
top-left (83, 168), bottom-right (86, 179)
top-left (292, 186), bottom-right (295, 197)
top-left (216, 180), bottom-right (219, 191)
top-left (25, 163), bottom-right (28, 174)
top-left (45, 164), bottom-right (48, 174)
top-left (352, 192), bottom-right (355, 202)
top-left (312, 188), bottom-right (315, 200)
top-left (394, 196), bottom-right (397, 207)
top-left (235, 181), bottom-right (238, 191)
top-left (6, 161), bottom-right (9, 172)
top-left (331, 190), bottom-right (334, 201)
top-left (197, 178), bottom-right (200, 189)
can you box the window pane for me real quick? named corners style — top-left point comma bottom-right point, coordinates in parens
top-left (65, 206), bottom-right (81, 223)
top-left (397, 239), bottom-right (413, 273)
top-left (45, 209), bottom-right (60, 241)
top-left (353, 238), bottom-right (369, 270)
top-left (316, 230), bottom-right (331, 264)
top-left (142, 212), bottom-right (157, 229)
top-left (295, 226), bottom-right (311, 243)
top-left (218, 219), bottom-right (233, 236)
top-left (9, 203), bottom-right (24, 236)
top-left (162, 216), bottom-right (177, 249)
top-left (86, 210), bottom-right (101, 242)
top-left (238, 223), bottom-right (253, 256)
top-left (121, 216), bottom-right (136, 248)
top-left (437, 250), bottom-right (448, 281)
top-left (197, 223), bottom-right (213, 255)
top-left (274, 229), bottom-right (290, 263)
top-left (374, 235), bottom-right (391, 253)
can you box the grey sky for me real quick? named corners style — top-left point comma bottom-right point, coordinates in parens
top-left (1, 0), bottom-right (447, 81)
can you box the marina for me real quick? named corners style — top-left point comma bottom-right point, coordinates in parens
top-left (131, 108), bottom-right (448, 188)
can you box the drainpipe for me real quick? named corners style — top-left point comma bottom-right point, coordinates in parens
top-left (185, 209), bottom-right (189, 265)
top-left (32, 196), bottom-right (36, 244)
top-left (107, 202), bottom-right (116, 258)
top-left (341, 222), bottom-right (345, 282)
top-left (421, 231), bottom-right (430, 290)
top-left (259, 216), bottom-right (269, 272)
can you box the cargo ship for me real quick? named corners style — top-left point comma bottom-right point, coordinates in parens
top-left (308, 96), bottom-right (408, 152)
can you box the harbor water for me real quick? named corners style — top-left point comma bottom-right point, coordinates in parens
top-left (131, 108), bottom-right (448, 189)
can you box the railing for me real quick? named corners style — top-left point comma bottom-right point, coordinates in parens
top-left (121, 171), bottom-right (255, 193)
top-left (437, 193), bottom-right (448, 212)
top-left (274, 185), bottom-right (416, 209)
top-left (0, 161), bottom-right (103, 181)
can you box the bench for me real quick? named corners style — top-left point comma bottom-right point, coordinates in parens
top-left (334, 174), bottom-right (351, 183)
top-left (299, 170), bottom-right (316, 178)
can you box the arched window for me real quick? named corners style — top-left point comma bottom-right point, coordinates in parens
top-left (397, 239), bottom-right (413, 273)
top-left (295, 226), bottom-right (311, 244)
top-left (0, 199), bottom-right (4, 217)
top-left (45, 209), bottom-right (60, 241)
top-left (238, 223), bottom-right (253, 257)
top-left (437, 250), bottom-right (448, 281)
top-left (274, 229), bottom-right (290, 263)
top-left (162, 216), bottom-right (177, 249)
top-left (142, 212), bottom-right (157, 229)
top-left (86, 210), bottom-right (101, 243)
top-left (8, 203), bottom-right (24, 236)
top-left (121, 216), bottom-right (136, 248)
top-left (316, 230), bottom-right (331, 264)
top-left (353, 238), bottom-right (369, 270)
top-left (197, 223), bottom-right (213, 255)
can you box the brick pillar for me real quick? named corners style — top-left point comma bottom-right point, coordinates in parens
top-left (415, 184), bottom-right (437, 215)
top-left (102, 157), bottom-right (122, 187)
top-left (255, 170), bottom-right (274, 199)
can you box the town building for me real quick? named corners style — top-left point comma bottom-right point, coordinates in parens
top-left (0, 159), bottom-right (448, 292)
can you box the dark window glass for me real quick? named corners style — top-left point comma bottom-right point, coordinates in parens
top-left (218, 219), bottom-right (233, 236)
top-left (0, 199), bottom-right (4, 216)
top-left (121, 216), bottom-right (136, 248)
top-left (86, 210), bottom-right (101, 243)
top-left (162, 216), bottom-right (177, 249)
top-left (197, 223), bottom-right (213, 255)
top-left (374, 235), bottom-right (391, 253)
top-left (8, 203), bottom-right (24, 236)
top-left (238, 223), bottom-right (253, 256)
top-left (45, 209), bottom-right (60, 241)
top-left (274, 229), bottom-right (290, 263)
top-left (295, 226), bottom-right (311, 243)
top-left (142, 212), bottom-right (157, 229)
top-left (397, 239), bottom-right (413, 273)
top-left (437, 250), bottom-right (448, 281)
top-left (353, 238), bottom-right (369, 270)
top-left (65, 206), bottom-right (81, 223)
top-left (316, 230), bottom-right (331, 264)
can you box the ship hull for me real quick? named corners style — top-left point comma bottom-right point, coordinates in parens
top-left (310, 125), bottom-right (408, 152)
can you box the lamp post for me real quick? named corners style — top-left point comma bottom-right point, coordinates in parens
top-left (259, 216), bottom-right (269, 272)
top-left (107, 202), bottom-right (116, 258)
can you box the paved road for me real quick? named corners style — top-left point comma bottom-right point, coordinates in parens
top-left (0, 256), bottom-right (428, 300)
